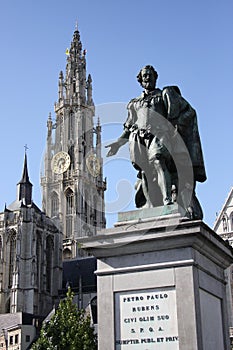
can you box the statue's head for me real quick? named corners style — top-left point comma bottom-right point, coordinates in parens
top-left (137, 65), bottom-right (158, 91)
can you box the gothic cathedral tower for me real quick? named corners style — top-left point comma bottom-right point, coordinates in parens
top-left (41, 27), bottom-right (106, 259)
top-left (0, 153), bottom-right (62, 316)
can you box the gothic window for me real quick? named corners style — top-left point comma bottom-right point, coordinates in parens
top-left (65, 188), bottom-right (74, 237)
top-left (84, 190), bottom-right (89, 223)
top-left (68, 113), bottom-right (74, 140)
top-left (36, 232), bottom-right (42, 291)
top-left (56, 113), bottom-right (63, 145)
top-left (8, 231), bottom-right (16, 288)
top-left (222, 214), bottom-right (228, 232)
top-left (73, 80), bottom-right (76, 94)
top-left (66, 189), bottom-right (73, 215)
top-left (46, 236), bottom-right (53, 292)
top-left (66, 217), bottom-right (72, 238)
top-left (63, 248), bottom-right (72, 260)
top-left (14, 213), bottom-right (18, 224)
top-left (230, 212), bottom-right (233, 231)
top-left (93, 195), bottom-right (97, 226)
top-left (0, 236), bottom-right (2, 260)
top-left (51, 192), bottom-right (59, 218)
top-left (82, 128), bottom-right (86, 161)
top-left (68, 145), bottom-right (74, 164)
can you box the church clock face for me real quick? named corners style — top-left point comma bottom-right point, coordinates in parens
top-left (86, 154), bottom-right (101, 177)
top-left (52, 151), bottom-right (70, 174)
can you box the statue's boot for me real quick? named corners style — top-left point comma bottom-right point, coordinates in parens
top-left (140, 172), bottom-right (153, 208)
top-left (153, 159), bottom-right (172, 205)
top-left (180, 183), bottom-right (203, 220)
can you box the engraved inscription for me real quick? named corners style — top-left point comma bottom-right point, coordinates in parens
top-left (115, 288), bottom-right (179, 349)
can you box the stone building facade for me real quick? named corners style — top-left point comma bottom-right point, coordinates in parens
top-left (214, 187), bottom-right (233, 345)
top-left (41, 27), bottom-right (106, 259)
top-left (214, 187), bottom-right (233, 239)
top-left (0, 154), bottom-right (63, 317)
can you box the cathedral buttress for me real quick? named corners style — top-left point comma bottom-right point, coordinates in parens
top-left (41, 26), bottom-right (106, 259)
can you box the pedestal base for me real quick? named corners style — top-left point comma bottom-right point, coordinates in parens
top-left (80, 212), bottom-right (233, 350)
top-left (117, 203), bottom-right (185, 225)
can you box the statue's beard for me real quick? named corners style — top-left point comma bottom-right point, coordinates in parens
top-left (142, 81), bottom-right (154, 90)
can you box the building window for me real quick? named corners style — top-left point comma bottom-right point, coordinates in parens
top-left (9, 336), bottom-right (13, 345)
top-left (36, 233), bottom-right (42, 292)
top-left (230, 213), bottom-right (233, 231)
top-left (9, 231), bottom-right (16, 287)
top-left (93, 195), bottom-right (97, 226)
top-left (82, 130), bottom-right (87, 162)
top-left (65, 189), bottom-right (74, 238)
top-left (0, 235), bottom-right (2, 260)
top-left (68, 113), bottom-right (74, 140)
top-left (84, 190), bottom-right (89, 224)
top-left (68, 145), bottom-right (74, 164)
top-left (222, 214), bottom-right (228, 232)
top-left (15, 334), bottom-right (19, 344)
top-left (51, 192), bottom-right (59, 217)
top-left (66, 189), bottom-right (73, 215)
top-left (26, 335), bottom-right (30, 342)
top-left (46, 236), bottom-right (53, 292)
top-left (66, 216), bottom-right (72, 238)
top-left (63, 248), bottom-right (72, 260)
top-left (14, 213), bottom-right (18, 224)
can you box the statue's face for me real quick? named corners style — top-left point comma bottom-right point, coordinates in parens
top-left (140, 68), bottom-right (156, 90)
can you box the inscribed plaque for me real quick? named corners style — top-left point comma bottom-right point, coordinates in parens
top-left (115, 288), bottom-right (179, 349)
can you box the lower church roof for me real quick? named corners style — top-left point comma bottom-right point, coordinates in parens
top-left (62, 256), bottom-right (97, 294)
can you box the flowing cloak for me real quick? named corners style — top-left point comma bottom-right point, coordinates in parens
top-left (162, 86), bottom-right (207, 183)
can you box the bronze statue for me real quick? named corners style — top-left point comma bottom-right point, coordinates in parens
top-left (106, 65), bottom-right (206, 219)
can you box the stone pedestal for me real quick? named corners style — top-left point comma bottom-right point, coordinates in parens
top-left (80, 210), bottom-right (233, 350)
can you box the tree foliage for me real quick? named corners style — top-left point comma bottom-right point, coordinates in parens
top-left (32, 288), bottom-right (97, 350)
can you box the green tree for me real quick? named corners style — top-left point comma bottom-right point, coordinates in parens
top-left (32, 288), bottom-right (97, 350)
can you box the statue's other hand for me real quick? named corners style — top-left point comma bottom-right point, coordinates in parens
top-left (105, 142), bottom-right (120, 157)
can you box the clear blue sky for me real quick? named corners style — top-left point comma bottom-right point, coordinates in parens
top-left (0, 0), bottom-right (232, 228)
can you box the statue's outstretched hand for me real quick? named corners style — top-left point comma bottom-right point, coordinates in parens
top-left (105, 142), bottom-right (121, 157)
